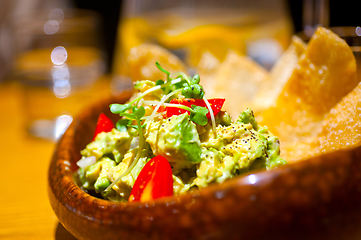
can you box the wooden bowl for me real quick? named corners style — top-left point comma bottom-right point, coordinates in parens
top-left (48, 92), bottom-right (361, 240)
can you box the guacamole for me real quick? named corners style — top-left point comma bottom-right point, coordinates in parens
top-left (76, 64), bottom-right (286, 202)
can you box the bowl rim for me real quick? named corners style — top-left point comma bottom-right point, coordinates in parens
top-left (48, 92), bottom-right (361, 239)
top-left (48, 92), bottom-right (296, 207)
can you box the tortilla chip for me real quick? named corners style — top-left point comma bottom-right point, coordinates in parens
top-left (257, 26), bottom-right (358, 161)
top-left (199, 50), bottom-right (270, 119)
top-left (292, 28), bottom-right (357, 115)
top-left (197, 51), bottom-right (221, 80)
top-left (127, 43), bottom-right (188, 82)
top-left (252, 36), bottom-right (307, 113)
top-left (317, 82), bottom-right (361, 154)
top-left (283, 81), bottom-right (361, 162)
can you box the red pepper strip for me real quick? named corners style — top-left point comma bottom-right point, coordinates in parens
top-left (92, 113), bottom-right (114, 140)
top-left (129, 155), bottom-right (173, 202)
top-left (165, 98), bottom-right (225, 119)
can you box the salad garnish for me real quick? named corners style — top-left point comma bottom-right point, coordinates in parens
top-left (76, 62), bottom-right (286, 202)
top-left (104, 62), bottom-right (218, 192)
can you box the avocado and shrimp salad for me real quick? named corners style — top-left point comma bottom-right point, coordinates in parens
top-left (75, 62), bottom-right (286, 202)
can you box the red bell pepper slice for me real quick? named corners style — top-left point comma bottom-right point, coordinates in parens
top-left (165, 98), bottom-right (225, 119)
top-left (92, 113), bottom-right (114, 140)
top-left (129, 155), bottom-right (173, 202)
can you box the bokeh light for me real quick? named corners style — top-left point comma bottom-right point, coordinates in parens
top-left (51, 46), bottom-right (68, 65)
top-left (48, 8), bottom-right (64, 23)
top-left (54, 114), bottom-right (73, 140)
top-left (356, 26), bottom-right (361, 36)
top-left (43, 20), bottom-right (59, 35)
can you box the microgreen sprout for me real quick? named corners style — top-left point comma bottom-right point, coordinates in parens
top-left (104, 105), bottom-right (146, 192)
top-left (147, 89), bottom-right (182, 122)
top-left (154, 62), bottom-right (215, 133)
top-left (203, 97), bottom-right (217, 138)
top-left (104, 62), bottom-right (217, 192)
top-left (160, 103), bottom-right (209, 126)
top-left (155, 61), bottom-right (204, 99)
top-left (155, 61), bottom-right (170, 81)
top-left (181, 74), bottom-right (204, 99)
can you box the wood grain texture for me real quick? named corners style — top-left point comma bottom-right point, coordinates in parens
top-left (0, 78), bottom-right (112, 240)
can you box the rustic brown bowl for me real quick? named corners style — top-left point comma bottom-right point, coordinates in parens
top-left (48, 92), bottom-right (361, 240)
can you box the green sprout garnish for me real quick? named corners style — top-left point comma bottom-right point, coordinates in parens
top-left (110, 104), bottom-right (146, 159)
top-left (159, 102), bottom-right (208, 126)
top-left (191, 105), bottom-right (208, 125)
top-left (104, 105), bottom-right (146, 193)
top-left (104, 62), bottom-right (216, 192)
top-left (155, 61), bottom-right (204, 99)
top-left (155, 61), bottom-right (171, 80)
top-left (181, 74), bottom-right (204, 99)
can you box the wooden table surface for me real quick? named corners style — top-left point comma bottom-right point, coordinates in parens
top-left (0, 77), bottom-right (112, 240)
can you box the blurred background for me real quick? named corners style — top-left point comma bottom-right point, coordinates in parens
top-left (1, 0), bottom-right (360, 83)
top-left (0, 0), bottom-right (360, 141)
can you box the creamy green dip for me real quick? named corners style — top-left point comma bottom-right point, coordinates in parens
top-left (76, 76), bottom-right (286, 202)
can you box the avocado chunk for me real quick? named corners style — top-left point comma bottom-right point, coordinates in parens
top-left (78, 157), bottom-right (116, 192)
top-left (94, 177), bottom-right (111, 192)
top-left (146, 113), bottom-right (202, 172)
top-left (238, 108), bottom-right (259, 130)
top-left (81, 128), bottom-right (135, 163)
top-left (265, 135), bottom-right (287, 169)
top-left (77, 100), bottom-right (287, 201)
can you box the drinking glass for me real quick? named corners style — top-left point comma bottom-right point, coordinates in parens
top-left (13, 8), bottom-right (106, 141)
top-left (111, 0), bottom-right (293, 89)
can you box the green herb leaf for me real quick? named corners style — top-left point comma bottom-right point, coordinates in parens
top-left (191, 74), bottom-right (200, 84)
top-left (110, 103), bottom-right (132, 114)
top-left (116, 119), bottom-right (131, 132)
top-left (192, 84), bottom-right (204, 99)
top-left (119, 112), bottom-right (136, 120)
top-left (130, 123), bottom-right (147, 130)
top-left (182, 86), bottom-right (192, 97)
top-left (190, 105), bottom-right (208, 126)
top-left (173, 79), bottom-right (188, 90)
top-left (132, 106), bottom-right (145, 119)
top-left (181, 84), bottom-right (204, 99)
top-left (155, 79), bottom-right (165, 86)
